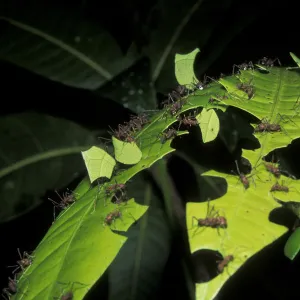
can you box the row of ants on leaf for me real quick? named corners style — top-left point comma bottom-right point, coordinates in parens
top-left (3, 56), bottom-right (286, 298)
top-left (190, 152), bottom-right (298, 274)
top-left (2, 249), bottom-right (34, 300)
top-left (2, 182), bottom-right (129, 299)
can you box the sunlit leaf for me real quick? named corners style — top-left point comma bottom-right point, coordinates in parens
top-left (175, 48), bottom-right (200, 86)
top-left (112, 137), bottom-right (142, 165)
top-left (196, 108), bottom-right (219, 143)
top-left (81, 146), bottom-right (116, 183)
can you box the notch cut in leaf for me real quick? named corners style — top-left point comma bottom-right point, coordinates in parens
top-left (112, 137), bottom-right (142, 165)
top-left (81, 146), bottom-right (116, 183)
top-left (196, 108), bottom-right (219, 143)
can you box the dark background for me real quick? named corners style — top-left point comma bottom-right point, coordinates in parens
top-left (1, 0), bottom-right (300, 299)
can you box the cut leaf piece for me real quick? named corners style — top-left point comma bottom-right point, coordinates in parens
top-left (112, 137), bottom-right (142, 165)
top-left (284, 227), bottom-right (300, 260)
top-left (81, 146), bottom-right (116, 183)
top-left (196, 108), bottom-right (219, 143)
top-left (175, 48), bottom-right (200, 86)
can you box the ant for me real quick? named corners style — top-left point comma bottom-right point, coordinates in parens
top-left (127, 113), bottom-right (149, 131)
top-left (49, 190), bottom-right (76, 219)
top-left (264, 162), bottom-right (281, 178)
top-left (106, 183), bottom-right (126, 195)
top-left (177, 112), bottom-right (198, 129)
top-left (168, 98), bottom-right (186, 116)
top-left (8, 248), bottom-right (33, 274)
top-left (270, 182), bottom-right (289, 193)
top-left (160, 128), bottom-right (177, 144)
top-left (254, 120), bottom-right (281, 133)
top-left (105, 182), bottom-right (127, 204)
top-left (191, 201), bottom-right (227, 237)
top-left (257, 57), bottom-right (281, 68)
top-left (164, 85), bottom-right (189, 104)
top-left (191, 75), bottom-right (211, 91)
top-left (104, 210), bottom-right (122, 226)
top-left (236, 80), bottom-right (255, 99)
top-left (2, 276), bottom-right (17, 300)
top-left (217, 254), bottom-right (234, 274)
top-left (192, 213), bottom-right (227, 229)
top-left (232, 61), bottom-right (254, 74)
top-left (60, 291), bottom-right (73, 300)
top-left (110, 124), bottom-right (135, 143)
top-left (234, 160), bottom-right (250, 189)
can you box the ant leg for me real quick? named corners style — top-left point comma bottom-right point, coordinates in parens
top-left (273, 58), bottom-right (281, 66)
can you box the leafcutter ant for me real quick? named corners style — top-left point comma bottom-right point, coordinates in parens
top-left (257, 57), bottom-right (281, 68)
top-left (168, 99), bottom-right (186, 116)
top-left (254, 120), bottom-right (281, 133)
top-left (264, 162), bottom-right (281, 178)
top-left (177, 112), bottom-right (198, 129)
top-left (48, 190), bottom-right (76, 220)
top-left (234, 160), bottom-right (250, 190)
top-left (126, 113), bottom-right (149, 132)
top-left (2, 276), bottom-right (17, 300)
top-left (104, 209), bottom-right (122, 226)
top-left (110, 124), bottom-right (135, 143)
top-left (191, 201), bottom-right (227, 237)
top-left (59, 291), bottom-right (73, 300)
top-left (160, 128), bottom-right (177, 144)
top-left (270, 182), bottom-right (289, 193)
top-left (191, 75), bottom-right (211, 91)
top-left (54, 281), bottom-right (87, 300)
top-left (164, 85), bottom-right (189, 104)
top-left (217, 254), bottom-right (234, 273)
top-left (236, 80), bottom-right (254, 99)
top-left (8, 248), bottom-right (33, 274)
top-left (192, 214), bottom-right (227, 229)
top-left (105, 182), bottom-right (127, 204)
top-left (232, 61), bottom-right (254, 74)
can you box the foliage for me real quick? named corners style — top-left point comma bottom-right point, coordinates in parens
top-left (1, 2), bottom-right (300, 300)
top-left (0, 113), bottom-right (96, 222)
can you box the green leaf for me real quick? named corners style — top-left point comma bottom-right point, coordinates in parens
top-left (284, 227), bottom-right (300, 260)
top-left (196, 108), bottom-right (220, 143)
top-left (290, 52), bottom-right (300, 67)
top-left (0, 5), bottom-right (139, 90)
top-left (0, 112), bottom-right (96, 223)
top-left (218, 68), bottom-right (300, 155)
top-left (73, 177), bottom-right (91, 198)
top-left (175, 48), bottom-right (200, 86)
top-left (112, 137), bottom-right (142, 165)
top-left (14, 189), bottom-right (148, 299)
top-left (81, 146), bottom-right (116, 183)
top-left (185, 66), bottom-right (300, 299)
